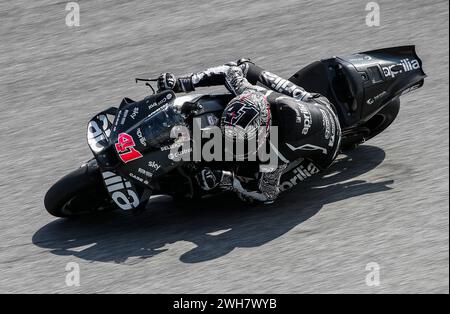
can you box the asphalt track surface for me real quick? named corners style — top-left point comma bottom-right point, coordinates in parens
top-left (0, 0), bottom-right (448, 293)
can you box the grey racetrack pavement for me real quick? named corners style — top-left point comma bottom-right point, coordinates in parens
top-left (0, 0), bottom-right (448, 293)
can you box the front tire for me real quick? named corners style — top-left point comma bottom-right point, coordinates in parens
top-left (44, 160), bottom-right (116, 217)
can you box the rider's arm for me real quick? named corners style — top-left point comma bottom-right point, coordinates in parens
top-left (229, 164), bottom-right (287, 204)
top-left (182, 62), bottom-right (265, 96)
top-left (166, 59), bottom-right (264, 95)
top-left (197, 163), bottom-right (287, 204)
top-left (241, 61), bottom-right (312, 100)
top-left (211, 163), bottom-right (286, 204)
top-left (176, 60), bottom-right (311, 100)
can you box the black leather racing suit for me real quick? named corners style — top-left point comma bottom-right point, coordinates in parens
top-left (172, 59), bottom-right (342, 203)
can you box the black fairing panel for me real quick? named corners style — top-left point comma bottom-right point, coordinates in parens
top-left (191, 94), bottom-right (232, 128)
top-left (92, 91), bottom-right (186, 184)
top-left (289, 45), bottom-right (426, 128)
top-left (92, 92), bottom-right (233, 188)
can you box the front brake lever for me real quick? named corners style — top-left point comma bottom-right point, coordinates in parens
top-left (145, 82), bottom-right (155, 94)
top-left (135, 77), bottom-right (158, 94)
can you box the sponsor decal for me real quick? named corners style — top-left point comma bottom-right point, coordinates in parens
top-left (161, 141), bottom-right (185, 152)
top-left (348, 55), bottom-right (372, 62)
top-left (120, 109), bottom-right (129, 125)
top-left (280, 162), bottom-right (320, 191)
top-left (367, 91), bottom-right (387, 105)
top-left (320, 109), bottom-right (331, 140)
top-left (146, 93), bottom-right (174, 111)
top-left (129, 173), bottom-right (149, 185)
top-left (115, 133), bottom-right (143, 163)
top-left (138, 168), bottom-right (153, 179)
top-left (328, 110), bottom-right (336, 147)
top-left (382, 58), bottom-right (420, 78)
top-left (148, 102), bottom-right (160, 111)
top-left (148, 161), bottom-right (161, 172)
top-left (261, 71), bottom-right (306, 99)
top-left (297, 103), bottom-right (312, 135)
top-left (113, 110), bottom-right (122, 131)
top-left (136, 128), bottom-right (147, 147)
top-left (207, 114), bottom-right (219, 126)
top-left (168, 147), bottom-right (193, 161)
top-left (130, 107), bottom-right (139, 120)
top-left (102, 171), bottom-right (139, 210)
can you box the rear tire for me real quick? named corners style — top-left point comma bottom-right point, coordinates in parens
top-left (44, 160), bottom-right (116, 218)
top-left (341, 98), bottom-right (400, 150)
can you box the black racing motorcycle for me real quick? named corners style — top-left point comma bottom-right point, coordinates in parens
top-left (45, 46), bottom-right (426, 217)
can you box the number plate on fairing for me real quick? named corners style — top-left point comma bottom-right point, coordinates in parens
top-left (86, 108), bottom-right (143, 211)
top-left (87, 112), bottom-right (114, 154)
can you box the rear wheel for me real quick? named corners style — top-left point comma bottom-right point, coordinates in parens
top-left (44, 160), bottom-right (116, 218)
top-left (341, 98), bottom-right (400, 150)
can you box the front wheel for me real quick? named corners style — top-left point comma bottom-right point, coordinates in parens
top-left (44, 160), bottom-right (116, 218)
top-left (341, 98), bottom-right (400, 150)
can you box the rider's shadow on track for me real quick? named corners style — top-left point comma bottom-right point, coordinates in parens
top-left (33, 145), bottom-right (393, 264)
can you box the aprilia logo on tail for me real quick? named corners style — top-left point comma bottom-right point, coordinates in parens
top-left (382, 59), bottom-right (420, 78)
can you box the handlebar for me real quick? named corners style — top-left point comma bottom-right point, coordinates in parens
top-left (135, 77), bottom-right (158, 94)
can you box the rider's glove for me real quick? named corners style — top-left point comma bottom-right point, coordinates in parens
top-left (157, 73), bottom-right (177, 92)
top-left (196, 168), bottom-right (224, 191)
top-left (157, 73), bottom-right (195, 93)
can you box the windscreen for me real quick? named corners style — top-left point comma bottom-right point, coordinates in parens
top-left (142, 104), bottom-right (186, 149)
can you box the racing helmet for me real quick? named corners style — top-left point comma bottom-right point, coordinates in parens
top-left (220, 91), bottom-right (271, 160)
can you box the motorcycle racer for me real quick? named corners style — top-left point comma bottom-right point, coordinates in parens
top-left (157, 59), bottom-right (341, 204)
